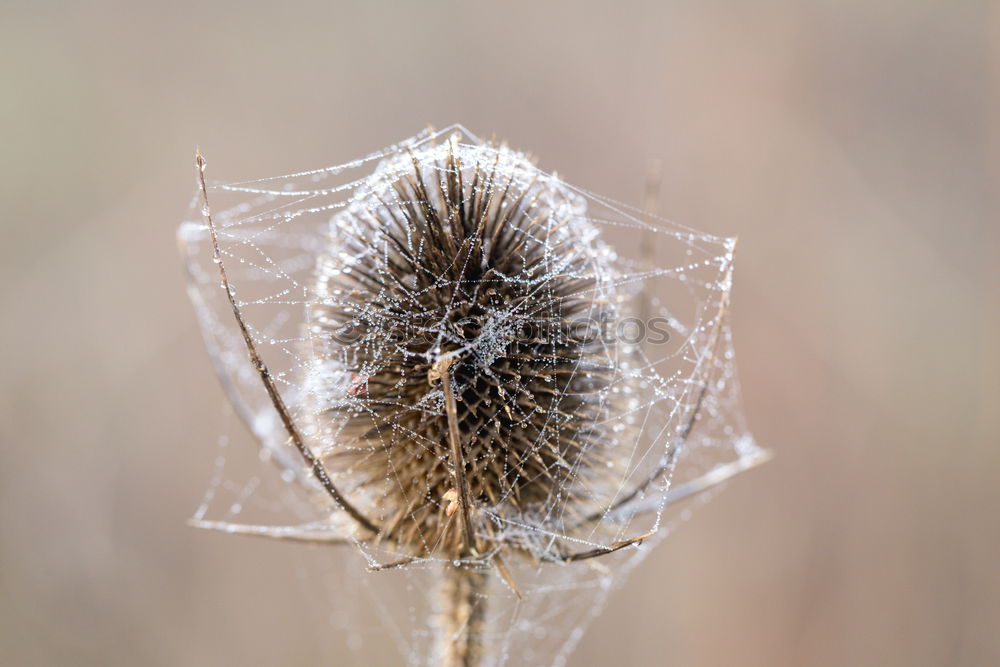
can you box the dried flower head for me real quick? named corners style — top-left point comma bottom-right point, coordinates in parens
top-left (304, 138), bottom-right (628, 561)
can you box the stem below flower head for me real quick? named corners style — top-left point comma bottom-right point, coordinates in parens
top-left (434, 565), bottom-right (490, 667)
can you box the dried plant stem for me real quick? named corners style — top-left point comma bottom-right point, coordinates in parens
top-left (431, 356), bottom-right (477, 555)
top-left (431, 355), bottom-right (489, 665)
top-left (434, 566), bottom-right (490, 667)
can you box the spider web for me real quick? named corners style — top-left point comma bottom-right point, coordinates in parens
top-left (178, 125), bottom-right (767, 666)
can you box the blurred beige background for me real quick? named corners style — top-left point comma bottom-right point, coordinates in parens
top-left (2, 1), bottom-right (998, 665)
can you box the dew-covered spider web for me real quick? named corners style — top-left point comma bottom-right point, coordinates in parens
top-left (179, 125), bottom-right (767, 666)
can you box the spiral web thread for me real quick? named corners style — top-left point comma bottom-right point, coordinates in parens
top-left (178, 125), bottom-right (767, 666)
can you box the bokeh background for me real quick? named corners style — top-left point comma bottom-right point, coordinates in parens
top-left (2, 1), bottom-right (998, 665)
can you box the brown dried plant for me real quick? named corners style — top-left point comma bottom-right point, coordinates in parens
top-left (187, 130), bottom-right (763, 666)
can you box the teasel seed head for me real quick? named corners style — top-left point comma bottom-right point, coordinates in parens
top-left (304, 136), bottom-right (628, 560)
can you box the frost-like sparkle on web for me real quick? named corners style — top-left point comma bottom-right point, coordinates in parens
top-left (179, 125), bottom-right (766, 666)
